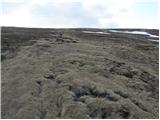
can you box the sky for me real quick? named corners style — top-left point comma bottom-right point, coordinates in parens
top-left (0, 0), bottom-right (159, 28)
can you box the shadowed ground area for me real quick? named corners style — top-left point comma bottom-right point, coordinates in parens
top-left (1, 27), bottom-right (159, 119)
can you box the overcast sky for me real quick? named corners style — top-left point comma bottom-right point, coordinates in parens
top-left (1, 0), bottom-right (159, 28)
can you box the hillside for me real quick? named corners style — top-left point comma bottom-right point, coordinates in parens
top-left (1, 27), bottom-right (159, 119)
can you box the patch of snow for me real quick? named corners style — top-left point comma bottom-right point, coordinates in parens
top-left (82, 31), bottom-right (110, 34)
top-left (149, 34), bottom-right (159, 38)
top-left (109, 30), bottom-right (159, 38)
top-left (148, 39), bottom-right (159, 42)
top-left (109, 30), bottom-right (122, 33)
top-left (127, 31), bottom-right (150, 35)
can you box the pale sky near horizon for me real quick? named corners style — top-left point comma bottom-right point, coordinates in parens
top-left (0, 0), bottom-right (159, 28)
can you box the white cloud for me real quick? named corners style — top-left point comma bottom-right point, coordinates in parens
top-left (1, 2), bottom-right (33, 27)
top-left (0, 0), bottom-right (158, 28)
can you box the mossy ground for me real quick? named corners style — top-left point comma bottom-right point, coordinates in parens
top-left (1, 27), bottom-right (159, 118)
